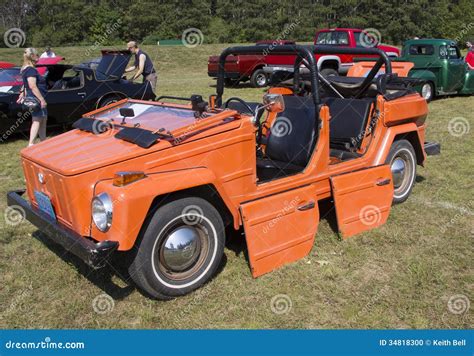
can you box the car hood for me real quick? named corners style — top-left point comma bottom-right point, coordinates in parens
top-left (21, 102), bottom-right (240, 176)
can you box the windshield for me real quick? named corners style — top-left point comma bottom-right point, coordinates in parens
top-left (96, 102), bottom-right (197, 132)
top-left (0, 68), bottom-right (21, 83)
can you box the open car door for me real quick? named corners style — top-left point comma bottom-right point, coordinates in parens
top-left (240, 185), bottom-right (319, 278)
top-left (331, 165), bottom-right (393, 238)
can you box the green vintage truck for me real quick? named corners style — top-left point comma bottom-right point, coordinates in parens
top-left (400, 39), bottom-right (474, 101)
top-left (354, 39), bottom-right (474, 102)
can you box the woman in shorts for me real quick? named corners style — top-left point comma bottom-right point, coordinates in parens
top-left (17, 48), bottom-right (48, 146)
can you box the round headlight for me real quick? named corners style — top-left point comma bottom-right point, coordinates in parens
top-left (92, 192), bottom-right (113, 232)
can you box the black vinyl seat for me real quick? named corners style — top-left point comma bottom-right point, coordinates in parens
top-left (322, 97), bottom-right (374, 151)
top-left (257, 96), bottom-right (318, 181)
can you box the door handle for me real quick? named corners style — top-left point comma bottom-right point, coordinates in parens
top-left (297, 201), bottom-right (315, 211)
top-left (77, 92), bottom-right (86, 97)
top-left (376, 178), bottom-right (391, 186)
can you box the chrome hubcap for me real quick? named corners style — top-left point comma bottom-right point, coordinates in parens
top-left (422, 84), bottom-right (432, 100)
top-left (162, 226), bottom-right (201, 272)
top-left (256, 74), bottom-right (266, 86)
top-left (391, 157), bottom-right (406, 188)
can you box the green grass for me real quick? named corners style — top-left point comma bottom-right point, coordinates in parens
top-left (0, 44), bottom-right (472, 329)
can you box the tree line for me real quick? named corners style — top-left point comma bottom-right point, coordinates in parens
top-left (1, 0), bottom-right (473, 48)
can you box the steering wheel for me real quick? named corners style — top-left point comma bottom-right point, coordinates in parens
top-left (224, 97), bottom-right (256, 115)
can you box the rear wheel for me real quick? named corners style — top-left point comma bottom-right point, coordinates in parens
top-left (250, 69), bottom-right (268, 88)
top-left (421, 82), bottom-right (434, 102)
top-left (129, 197), bottom-right (225, 299)
top-left (98, 95), bottom-right (121, 108)
top-left (385, 140), bottom-right (417, 204)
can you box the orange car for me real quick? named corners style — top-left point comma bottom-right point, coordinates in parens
top-left (8, 45), bottom-right (440, 299)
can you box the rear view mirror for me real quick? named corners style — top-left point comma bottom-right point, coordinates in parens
top-left (119, 108), bottom-right (135, 118)
top-left (263, 93), bottom-right (285, 113)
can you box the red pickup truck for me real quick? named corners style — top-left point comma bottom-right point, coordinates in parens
top-left (265, 28), bottom-right (400, 77)
top-left (207, 40), bottom-right (295, 88)
top-left (208, 29), bottom-right (400, 86)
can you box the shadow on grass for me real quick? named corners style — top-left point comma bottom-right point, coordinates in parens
top-left (33, 230), bottom-right (135, 300)
top-left (32, 229), bottom-right (230, 300)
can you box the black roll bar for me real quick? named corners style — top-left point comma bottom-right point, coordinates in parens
top-left (216, 44), bottom-right (392, 106)
top-left (217, 45), bottom-right (320, 108)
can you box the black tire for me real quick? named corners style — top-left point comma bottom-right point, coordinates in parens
top-left (98, 95), bottom-right (121, 108)
top-left (129, 197), bottom-right (225, 299)
top-left (250, 69), bottom-right (268, 88)
top-left (320, 68), bottom-right (339, 77)
top-left (421, 82), bottom-right (434, 102)
top-left (385, 139), bottom-right (417, 204)
top-left (224, 78), bottom-right (239, 87)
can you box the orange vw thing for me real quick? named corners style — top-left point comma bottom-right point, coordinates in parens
top-left (8, 45), bottom-right (440, 299)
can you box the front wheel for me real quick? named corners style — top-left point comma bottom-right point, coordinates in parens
top-left (385, 140), bottom-right (417, 204)
top-left (421, 82), bottom-right (434, 102)
top-left (129, 197), bottom-right (225, 299)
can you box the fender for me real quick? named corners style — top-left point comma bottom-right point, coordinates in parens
top-left (92, 167), bottom-right (238, 250)
top-left (373, 123), bottom-right (426, 166)
top-left (317, 55), bottom-right (341, 70)
top-left (409, 70), bottom-right (438, 92)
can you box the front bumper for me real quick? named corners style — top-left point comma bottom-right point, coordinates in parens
top-left (7, 189), bottom-right (119, 268)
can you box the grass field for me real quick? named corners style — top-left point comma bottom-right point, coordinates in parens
top-left (0, 44), bottom-right (472, 329)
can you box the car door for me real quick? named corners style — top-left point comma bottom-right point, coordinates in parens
top-left (240, 184), bottom-right (319, 278)
top-left (46, 68), bottom-right (90, 124)
top-left (331, 165), bottom-right (393, 239)
top-left (445, 45), bottom-right (465, 92)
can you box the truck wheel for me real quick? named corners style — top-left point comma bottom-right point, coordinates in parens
top-left (421, 82), bottom-right (434, 102)
top-left (129, 197), bottom-right (225, 299)
top-left (320, 68), bottom-right (338, 77)
top-left (385, 140), bottom-right (417, 204)
top-left (250, 69), bottom-right (268, 88)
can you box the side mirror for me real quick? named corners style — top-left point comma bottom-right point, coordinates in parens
top-left (263, 93), bottom-right (285, 113)
top-left (119, 108), bottom-right (135, 118)
top-left (119, 108), bottom-right (135, 124)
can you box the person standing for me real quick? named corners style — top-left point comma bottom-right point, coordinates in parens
top-left (125, 41), bottom-right (157, 91)
top-left (40, 46), bottom-right (56, 58)
top-left (465, 42), bottom-right (474, 70)
top-left (17, 48), bottom-right (48, 146)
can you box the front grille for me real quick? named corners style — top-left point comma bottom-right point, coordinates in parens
top-left (22, 160), bottom-right (73, 227)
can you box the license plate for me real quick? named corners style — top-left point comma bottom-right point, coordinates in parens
top-left (34, 191), bottom-right (56, 221)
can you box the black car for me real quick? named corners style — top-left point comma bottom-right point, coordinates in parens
top-left (0, 50), bottom-right (155, 137)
